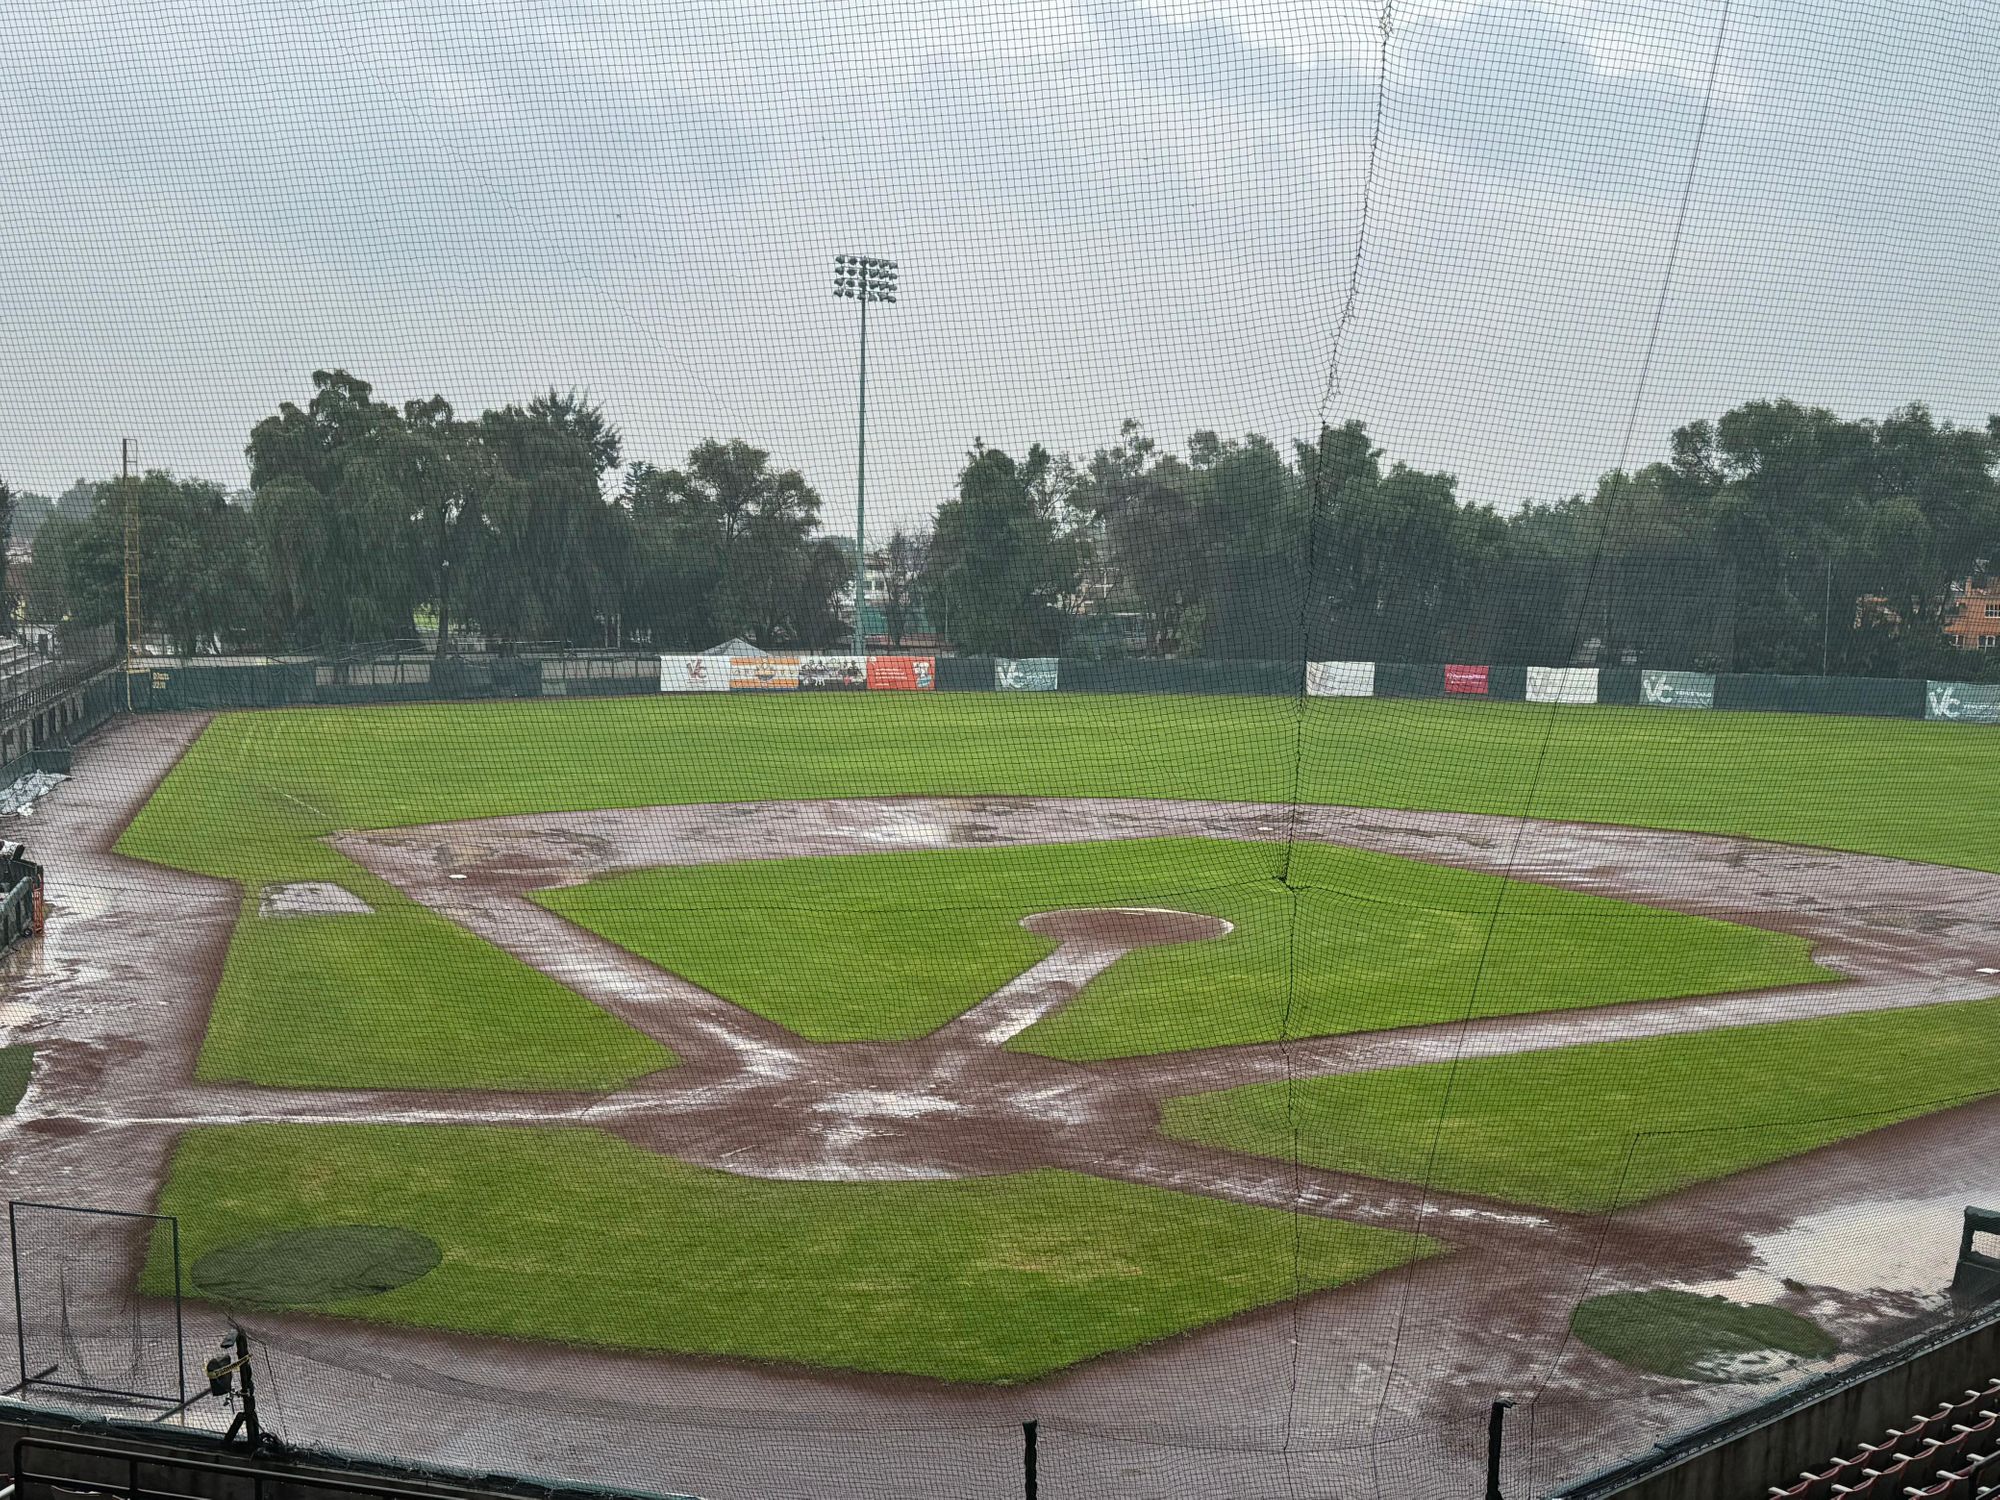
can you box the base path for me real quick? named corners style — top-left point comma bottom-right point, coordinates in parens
top-left (6, 772), bottom-right (2000, 1500)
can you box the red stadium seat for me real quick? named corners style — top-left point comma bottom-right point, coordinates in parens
top-left (1902, 1407), bottom-right (1966, 1445)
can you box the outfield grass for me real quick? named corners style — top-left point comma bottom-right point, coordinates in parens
top-left (1163, 996), bottom-right (2000, 1211)
top-left (539, 837), bottom-right (1828, 1058)
top-left (122, 694), bottom-right (2000, 877)
top-left (150, 1124), bottom-right (1431, 1380)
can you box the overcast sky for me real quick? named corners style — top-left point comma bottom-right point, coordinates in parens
top-left (2, 0), bottom-right (1996, 529)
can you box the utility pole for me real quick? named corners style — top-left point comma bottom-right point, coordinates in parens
top-left (833, 255), bottom-right (898, 657)
top-left (121, 439), bottom-right (139, 709)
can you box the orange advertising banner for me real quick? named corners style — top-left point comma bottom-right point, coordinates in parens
top-left (731, 657), bottom-right (800, 691)
top-left (866, 656), bottom-right (935, 691)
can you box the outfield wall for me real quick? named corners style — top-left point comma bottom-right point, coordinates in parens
top-left (114, 650), bottom-right (2000, 725)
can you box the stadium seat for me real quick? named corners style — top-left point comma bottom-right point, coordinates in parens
top-left (1902, 1406), bottom-right (1967, 1444)
top-left (1951, 1384), bottom-right (2000, 1419)
top-left (1905, 1471), bottom-right (1973, 1499)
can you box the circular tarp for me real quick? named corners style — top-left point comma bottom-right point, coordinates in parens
top-left (1570, 1289), bottom-right (1837, 1383)
top-left (192, 1225), bottom-right (441, 1306)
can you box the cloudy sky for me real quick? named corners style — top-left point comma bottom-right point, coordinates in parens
top-left (1, 0), bottom-right (1995, 529)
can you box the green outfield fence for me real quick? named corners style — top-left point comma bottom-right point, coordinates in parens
top-left (102, 646), bottom-right (2000, 725)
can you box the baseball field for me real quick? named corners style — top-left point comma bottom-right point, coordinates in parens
top-left (90, 693), bottom-right (2000, 1386)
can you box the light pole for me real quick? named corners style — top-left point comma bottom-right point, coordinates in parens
top-left (833, 254), bottom-right (897, 656)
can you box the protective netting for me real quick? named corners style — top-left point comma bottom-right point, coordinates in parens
top-left (6, 1204), bottom-right (185, 1412)
top-left (3, 2), bottom-right (2000, 1498)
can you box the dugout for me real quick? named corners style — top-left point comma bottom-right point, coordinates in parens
top-left (0, 840), bottom-right (45, 950)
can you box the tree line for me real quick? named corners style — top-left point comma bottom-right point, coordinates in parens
top-left (9, 372), bottom-right (1998, 678)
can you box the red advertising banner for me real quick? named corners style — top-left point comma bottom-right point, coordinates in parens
top-left (1444, 664), bottom-right (1489, 695)
top-left (867, 656), bottom-right (935, 691)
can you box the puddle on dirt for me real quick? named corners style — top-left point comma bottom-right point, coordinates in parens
top-left (260, 882), bottom-right (375, 917)
top-left (854, 815), bottom-right (958, 845)
top-left (813, 1088), bottom-right (962, 1119)
top-left (44, 881), bottom-right (121, 919)
top-left (1684, 1193), bottom-right (1964, 1308)
top-left (1691, 1348), bottom-right (1815, 1383)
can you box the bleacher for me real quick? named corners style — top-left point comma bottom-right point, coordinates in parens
top-left (1768, 1377), bottom-right (2000, 1498)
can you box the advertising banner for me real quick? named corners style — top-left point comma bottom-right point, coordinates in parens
top-left (799, 656), bottom-right (869, 690)
top-left (1444, 664), bottom-right (1489, 695)
top-left (867, 656), bottom-right (935, 691)
top-left (1640, 670), bottom-right (1715, 709)
top-left (731, 656), bottom-right (799, 691)
top-left (1526, 666), bottom-right (1599, 705)
top-left (1305, 661), bottom-right (1375, 698)
top-left (659, 655), bottom-right (728, 692)
top-left (995, 658), bottom-right (1059, 691)
top-left (1925, 681), bottom-right (2000, 723)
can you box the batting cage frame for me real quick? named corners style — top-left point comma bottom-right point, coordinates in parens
top-left (6, 1201), bottom-right (189, 1417)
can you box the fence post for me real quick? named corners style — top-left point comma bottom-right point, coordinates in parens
top-left (1023, 1419), bottom-right (1038, 1500)
top-left (1486, 1398), bottom-right (1514, 1500)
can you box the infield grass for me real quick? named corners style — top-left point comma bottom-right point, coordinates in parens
top-left (538, 836), bottom-right (1828, 1058)
top-left (151, 1124), bottom-right (1430, 1381)
top-left (1163, 995), bottom-right (2000, 1211)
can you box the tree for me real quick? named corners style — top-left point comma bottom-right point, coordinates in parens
top-left (1663, 399), bottom-right (1998, 674)
top-left (1079, 421), bottom-right (1209, 656)
top-left (1199, 433), bottom-right (1304, 658)
top-left (470, 393), bottom-right (627, 648)
top-left (924, 441), bottom-right (1087, 656)
top-left (620, 440), bottom-right (837, 650)
top-left (876, 529), bottom-right (928, 647)
top-left (356, 395), bottom-right (492, 659)
top-left (22, 473), bottom-right (259, 654)
top-left (248, 370), bottom-right (418, 647)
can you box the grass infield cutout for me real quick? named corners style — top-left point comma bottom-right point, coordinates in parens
top-left (0, 1046), bottom-right (33, 1116)
top-left (1571, 1289), bottom-right (1837, 1383)
top-left (192, 1224), bottom-right (442, 1306)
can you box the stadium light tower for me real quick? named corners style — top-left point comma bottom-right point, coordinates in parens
top-left (833, 254), bottom-right (897, 656)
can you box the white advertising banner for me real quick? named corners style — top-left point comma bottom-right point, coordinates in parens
top-left (1305, 661), bottom-right (1375, 697)
top-left (659, 655), bottom-right (729, 692)
top-left (1526, 666), bottom-right (1599, 705)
